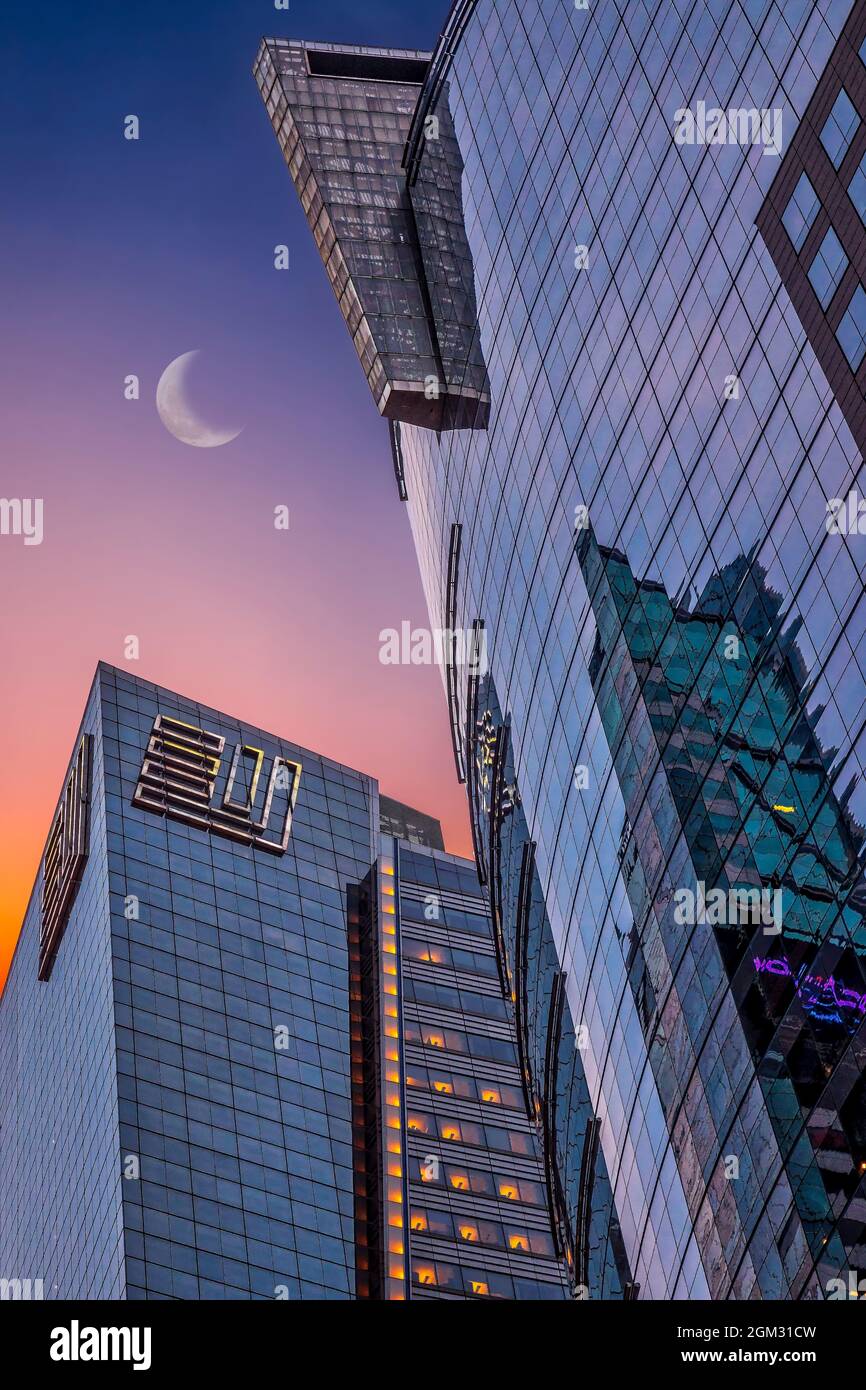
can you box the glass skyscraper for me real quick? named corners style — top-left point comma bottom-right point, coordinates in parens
top-left (258, 0), bottom-right (866, 1299)
top-left (0, 664), bottom-right (567, 1299)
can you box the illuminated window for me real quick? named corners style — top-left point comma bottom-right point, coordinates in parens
top-left (469, 1280), bottom-right (489, 1296)
top-left (425, 1032), bottom-right (445, 1048)
top-left (508, 1233), bottom-right (529, 1252)
top-left (498, 1182), bottom-right (518, 1200)
top-left (449, 1172), bottom-right (469, 1191)
top-left (441, 1122), bottom-right (461, 1141)
top-left (416, 1266), bottom-right (436, 1287)
top-left (481, 1088), bottom-right (501, 1104)
top-left (407, 1114), bottom-right (430, 1134)
top-left (459, 1224), bottom-right (479, 1242)
top-left (410, 1212), bottom-right (428, 1232)
top-left (433, 1079), bottom-right (453, 1094)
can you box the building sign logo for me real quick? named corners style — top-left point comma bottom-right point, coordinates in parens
top-left (133, 714), bottom-right (301, 855)
top-left (40, 734), bottom-right (91, 981)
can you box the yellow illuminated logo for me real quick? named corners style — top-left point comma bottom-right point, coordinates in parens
top-left (133, 714), bottom-right (301, 854)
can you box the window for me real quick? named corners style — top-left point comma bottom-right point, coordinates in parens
top-left (820, 88), bottom-right (859, 168)
top-left (808, 228), bottom-right (848, 307)
top-left (837, 284), bottom-right (866, 369)
top-left (849, 151), bottom-right (866, 221)
top-left (782, 172), bottom-right (819, 250)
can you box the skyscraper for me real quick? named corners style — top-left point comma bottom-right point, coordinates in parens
top-left (258, 0), bottom-right (866, 1299)
top-left (0, 665), bottom-right (568, 1299)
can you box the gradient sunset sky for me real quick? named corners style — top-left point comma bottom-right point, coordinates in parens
top-left (0, 0), bottom-right (471, 988)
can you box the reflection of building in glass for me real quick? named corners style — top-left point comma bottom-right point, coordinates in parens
top-left (468, 673), bottom-right (634, 1298)
top-left (269, 1), bottom-right (866, 1299)
top-left (576, 530), bottom-right (866, 1293)
top-left (0, 666), bottom-right (569, 1299)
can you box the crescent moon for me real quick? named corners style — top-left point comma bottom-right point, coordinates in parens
top-left (156, 350), bottom-right (242, 448)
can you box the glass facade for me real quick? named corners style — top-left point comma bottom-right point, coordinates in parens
top-left (397, 842), bottom-right (569, 1298)
top-left (270, 0), bottom-right (866, 1299)
top-left (1, 665), bottom-right (573, 1300)
top-left (1, 664), bottom-right (376, 1299)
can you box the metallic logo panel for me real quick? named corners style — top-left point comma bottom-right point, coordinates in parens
top-left (39, 734), bottom-right (92, 981)
top-left (133, 714), bottom-right (301, 854)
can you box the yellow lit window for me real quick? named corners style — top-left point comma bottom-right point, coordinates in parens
top-left (426, 1033), bottom-right (444, 1048)
top-left (416, 1267), bottom-right (436, 1286)
top-left (410, 1212), bottom-right (428, 1232)
top-left (508, 1233), bottom-right (529, 1252)
top-left (458, 1224), bottom-right (479, 1242)
top-left (407, 1115), bottom-right (429, 1134)
top-left (470, 1280), bottom-right (489, 1296)
top-left (450, 1172), bottom-right (469, 1191)
top-left (481, 1088), bottom-right (501, 1104)
top-left (441, 1124), bottom-right (460, 1141)
top-left (433, 1080), bottom-right (453, 1095)
top-left (498, 1182), bottom-right (518, 1200)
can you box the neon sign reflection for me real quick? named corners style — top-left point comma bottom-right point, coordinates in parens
top-left (754, 954), bottom-right (866, 1030)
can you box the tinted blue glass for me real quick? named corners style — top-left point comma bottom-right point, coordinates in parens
top-left (820, 88), bottom-right (859, 168)
top-left (848, 152), bottom-right (866, 221)
top-left (1, 665), bottom-right (373, 1299)
top-left (808, 227), bottom-right (848, 306)
top-left (836, 284), bottom-right (866, 368)
top-left (782, 172), bottom-right (819, 250)
top-left (270, 0), bottom-right (866, 1305)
